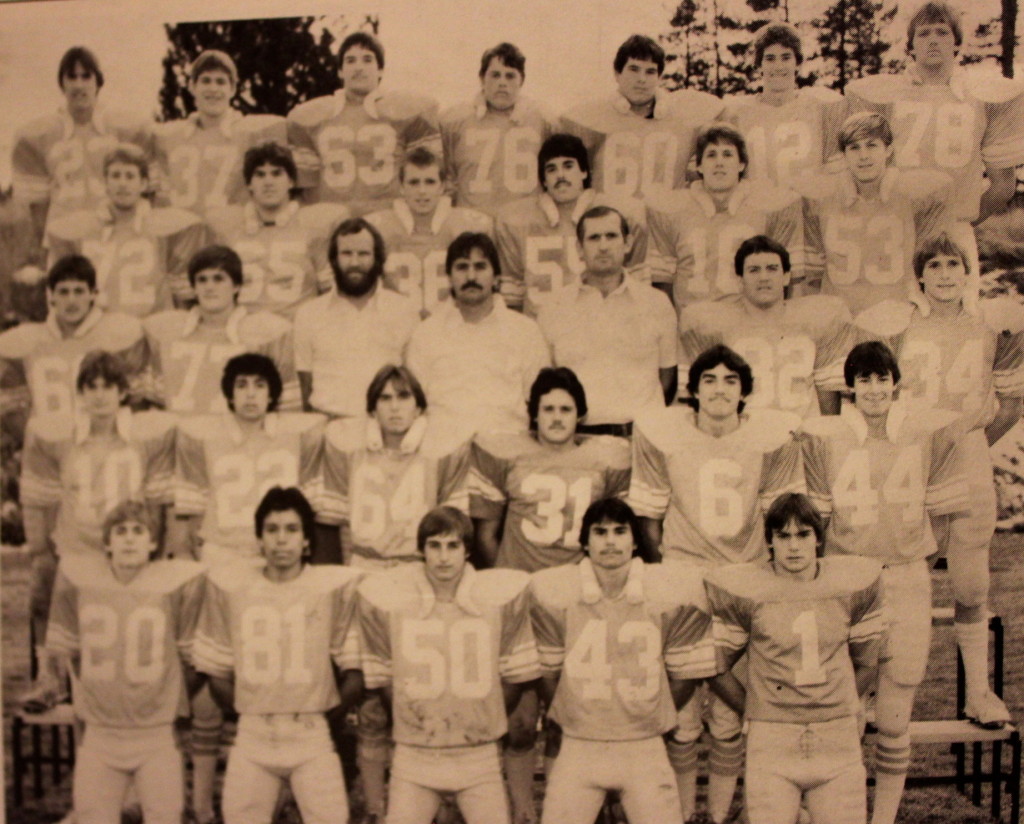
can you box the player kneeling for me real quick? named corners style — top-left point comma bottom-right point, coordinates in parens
top-left (192, 487), bottom-right (362, 824)
top-left (705, 493), bottom-right (887, 824)
top-left (530, 498), bottom-right (727, 824)
top-left (357, 506), bottom-right (540, 824)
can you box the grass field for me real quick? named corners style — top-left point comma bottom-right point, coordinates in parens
top-left (3, 535), bottom-right (1022, 824)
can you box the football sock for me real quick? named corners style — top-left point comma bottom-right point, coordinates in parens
top-left (357, 741), bottom-right (389, 817)
top-left (504, 747), bottom-right (537, 823)
top-left (666, 738), bottom-right (699, 820)
top-left (955, 618), bottom-right (991, 702)
top-left (872, 731), bottom-right (911, 824)
top-left (708, 735), bottom-right (744, 823)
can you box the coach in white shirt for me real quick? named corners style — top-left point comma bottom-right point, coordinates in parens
top-left (294, 217), bottom-right (419, 416)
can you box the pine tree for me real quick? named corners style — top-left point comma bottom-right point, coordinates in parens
top-left (813, 0), bottom-right (897, 92)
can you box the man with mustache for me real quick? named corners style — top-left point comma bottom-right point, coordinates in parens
top-left (293, 216), bottom-right (419, 418)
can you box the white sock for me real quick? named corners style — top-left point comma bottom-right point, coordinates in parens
top-left (955, 618), bottom-right (991, 702)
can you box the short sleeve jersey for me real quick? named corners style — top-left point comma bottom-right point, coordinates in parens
top-left (358, 564), bottom-right (540, 748)
top-left (320, 418), bottom-right (472, 563)
top-left (529, 558), bottom-right (720, 740)
top-left (679, 294), bottom-right (854, 418)
top-left (470, 433), bottom-right (631, 572)
top-left (192, 563), bottom-right (361, 714)
top-left (365, 198), bottom-right (492, 316)
top-left (799, 404), bottom-right (970, 563)
top-left (287, 90), bottom-right (442, 215)
top-left (155, 112), bottom-right (288, 218)
top-left (20, 410), bottom-right (175, 555)
top-left (705, 556), bottom-right (886, 723)
top-left (647, 180), bottom-right (804, 306)
top-left (144, 306), bottom-right (298, 414)
top-left (844, 71), bottom-right (1024, 221)
top-left (629, 406), bottom-right (803, 566)
top-left (45, 554), bottom-right (204, 727)
top-left (439, 96), bottom-right (558, 216)
top-left (205, 201), bottom-right (348, 319)
top-left (46, 204), bottom-right (209, 317)
top-left (174, 412), bottom-right (326, 557)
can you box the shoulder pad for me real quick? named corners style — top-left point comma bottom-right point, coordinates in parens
top-left (58, 553), bottom-right (113, 587)
top-left (420, 424), bottom-right (470, 459)
top-left (962, 73), bottom-right (1024, 105)
top-left (203, 205), bottom-right (245, 234)
top-left (593, 192), bottom-right (646, 225)
top-left (16, 113), bottom-right (61, 143)
top-left (364, 207), bottom-right (394, 231)
top-left (358, 565), bottom-right (423, 609)
top-left (147, 207), bottom-right (202, 235)
top-left (561, 97), bottom-right (609, 130)
top-left (894, 168), bottom-right (953, 200)
top-left (980, 296), bottom-right (1024, 335)
top-left (206, 561), bottom-right (262, 593)
top-left (177, 413), bottom-right (225, 440)
top-left (520, 96), bottom-right (558, 124)
top-left (741, 409), bottom-right (801, 451)
top-left (288, 95), bottom-right (337, 128)
top-left (143, 310), bottom-right (190, 341)
top-left (156, 119), bottom-right (189, 142)
top-left (237, 113), bottom-right (287, 137)
top-left (131, 410), bottom-right (176, 439)
top-left (788, 170), bottom-right (841, 200)
top-left (820, 555), bottom-right (883, 591)
top-left (305, 564), bottom-right (363, 593)
top-left (705, 561), bottom-right (769, 600)
top-left (438, 101), bottom-right (476, 127)
top-left (95, 312), bottom-right (144, 348)
top-left (529, 564), bottom-right (581, 609)
top-left (141, 558), bottom-right (206, 592)
top-left (495, 195), bottom-right (545, 227)
top-left (237, 310), bottom-right (292, 344)
top-left (798, 414), bottom-right (851, 439)
top-left (845, 74), bottom-right (902, 104)
top-left (471, 568), bottom-right (530, 606)
top-left (578, 434), bottom-right (631, 470)
top-left (47, 211), bottom-right (99, 243)
top-left (25, 412), bottom-right (74, 443)
top-left (299, 202), bottom-right (350, 232)
top-left (634, 406), bottom-right (696, 452)
top-left (274, 412), bottom-right (327, 434)
top-left (800, 85), bottom-right (844, 104)
top-left (790, 294), bottom-right (852, 327)
top-left (645, 188), bottom-right (694, 217)
top-left (644, 561), bottom-right (708, 609)
top-left (903, 405), bottom-right (962, 436)
top-left (745, 181), bottom-right (800, 211)
top-left (668, 89), bottom-right (724, 121)
top-left (379, 91), bottom-right (439, 121)
top-left (854, 299), bottom-right (914, 338)
top-left (325, 416), bottom-right (367, 451)
top-left (679, 299), bottom-right (730, 333)
top-left (0, 323), bottom-right (46, 360)
top-left (473, 431), bottom-right (541, 462)
top-left (450, 207), bottom-right (493, 234)
top-left (105, 109), bottom-right (152, 134)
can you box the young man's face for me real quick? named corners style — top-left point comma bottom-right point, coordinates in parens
top-left (481, 56), bottom-right (523, 112)
top-left (911, 20), bottom-right (959, 72)
top-left (759, 43), bottom-right (799, 92)
top-left (740, 251), bottom-right (789, 308)
top-left (615, 57), bottom-right (660, 108)
top-left (919, 252), bottom-right (967, 305)
top-left (585, 517), bottom-right (636, 571)
top-left (535, 387), bottom-right (578, 447)
top-left (79, 376), bottom-right (126, 418)
top-left (449, 247), bottom-right (496, 307)
top-left (189, 69), bottom-right (235, 119)
top-left (193, 266), bottom-right (240, 313)
top-left (695, 362), bottom-right (744, 419)
top-left (50, 279), bottom-right (96, 327)
top-left (542, 156), bottom-right (587, 204)
top-left (105, 161), bottom-right (146, 211)
top-left (340, 45), bottom-right (381, 96)
top-left (698, 140), bottom-right (745, 193)
top-left (260, 508), bottom-right (307, 573)
top-left (334, 229), bottom-right (378, 296)
top-left (770, 517), bottom-right (818, 579)
top-left (852, 371), bottom-right (896, 419)
top-left (423, 531), bottom-right (468, 586)
top-left (400, 163), bottom-right (445, 216)
top-left (843, 135), bottom-right (892, 185)
top-left (61, 63), bottom-right (99, 114)
top-left (106, 519), bottom-right (156, 570)
top-left (373, 379), bottom-right (421, 439)
top-left (578, 212), bottom-right (629, 277)
top-left (230, 373), bottom-right (272, 421)
top-left (248, 163), bottom-right (292, 210)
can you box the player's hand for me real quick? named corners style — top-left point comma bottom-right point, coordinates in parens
top-left (498, 276), bottom-right (527, 309)
top-left (21, 675), bottom-right (66, 714)
top-left (292, 147), bottom-right (323, 172)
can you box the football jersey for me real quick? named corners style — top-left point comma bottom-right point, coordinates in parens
top-left (629, 406), bottom-right (803, 566)
top-left (11, 107), bottom-right (156, 230)
top-left (796, 168), bottom-right (954, 314)
top-left (144, 306), bottom-right (299, 414)
top-left (358, 564), bottom-right (539, 748)
top-left (192, 563), bottom-right (361, 714)
top-left (647, 180), bottom-right (803, 305)
top-left (205, 200), bottom-right (347, 319)
top-left (529, 558), bottom-right (720, 740)
top-left (287, 89), bottom-right (442, 215)
top-left (46, 202), bottom-right (209, 316)
top-left (0, 308), bottom-right (147, 419)
top-left (799, 403), bottom-right (970, 563)
top-left (20, 410), bottom-right (175, 555)
top-left (705, 556), bottom-right (886, 723)
top-left (365, 197), bottom-right (492, 316)
top-left (439, 96), bottom-right (558, 216)
top-left (856, 298), bottom-right (1024, 434)
top-left (320, 417), bottom-right (471, 563)
top-left (45, 553), bottom-right (204, 727)
top-left (679, 294), bottom-right (853, 418)
top-left (155, 111), bottom-right (288, 218)
top-left (844, 70), bottom-right (1024, 221)
top-left (560, 90), bottom-right (723, 201)
top-left (494, 189), bottom-right (650, 314)
top-left (174, 412), bottom-right (326, 557)
top-left (470, 432), bottom-right (631, 572)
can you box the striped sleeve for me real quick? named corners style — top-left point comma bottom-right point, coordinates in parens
top-left (813, 305), bottom-right (855, 392)
top-left (627, 424), bottom-right (671, 518)
top-left (173, 572), bottom-right (206, 664)
top-left (439, 443), bottom-right (472, 514)
top-left (758, 437), bottom-right (805, 511)
top-left (173, 425), bottom-right (209, 516)
top-left (848, 574), bottom-right (887, 671)
top-left (678, 306), bottom-right (722, 375)
top-left (357, 592), bottom-right (393, 689)
top-left (319, 432), bottom-right (351, 525)
top-left (527, 582), bottom-right (565, 675)
top-left (993, 328), bottom-right (1024, 398)
top-left (330, 577), bottom-right (362, 671)
top-left (298, 420), bottom-right (328, 517)
top-left (663, 600), bottom-right (721, 680)
top-left (44, 571), bottom-right (79, 656)
top-left (765, 197), bottom-right (804, 282)
top-left (143, 417), bottom-right (176, 505)
top-left (704, 578), bottom-right (751, 666)
top-left (11, 129), bottom-right (51, 203)
top-left (19, 426), bottom-right (63, 507)
top-left (468, 439), bottom-right (511, 520)
top-left (798, 431), bottom-right (834, 518)
top-left (191, 577), bottom-right (234, 679)
top-left (925, 425), bottom-right (971, 516)
top-left (262, 327), bottom-right (301, 412)
top-left (498, 588), bottom-right (541, 684)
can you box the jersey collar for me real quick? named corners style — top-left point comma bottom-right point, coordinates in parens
top-left (96, 199), bottom-right (151, 240)
top-left (225, 410), bottom-right (280, 444)
top-left (537, 188), bottom-right (596, 228)
top-left (907, 63), bottom-right (967, 101)
top-left (364, 413), bottom-right (427, 454)
top-left (243, 199), bottom-right (300, 233)
top-left (185, 108), bottom-right (243, 138)
top-left (45, 304), bottom-right (104, 340)
top-left (689, 179), bottom-right (751, 217)
top-left (332, 88), bottom-right (385, 119)
top-left (612, 90), bottom-right (669, 121)
top-left (839, 166), bottom-right (900, 207)
top-left (73, 405), bottom-right (133, 445)
top-left (56, 104), bottom-right (112, 138)
top-left (181, 304), bottom-right (248, 341)
top-left (392, 196), bottom-right (453, 235)
top-left (578, 556), bottom-right (645, 604)
top-left (412, 563), bottom-right (482, 617)
top-left (473, 93), bottom-right (530, 124)
top-left (840, 398), bottom-right (909, 444)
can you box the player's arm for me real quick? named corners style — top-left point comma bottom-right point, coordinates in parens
top-left (707, 671), bottom-right (746, 716)
top-left (986, 394), bottom-right (1022, 445)
top-left (209, 674), bottom-right (235, 715)
top-left (184, 660), bottom-right (208, 699)
top-left (335, 664), bottom-right (364, 712)
top-left (23, 504), bottom-right (57, 563)
top-left (659, 367), bottom-right (677, 406)
top-left (979, 165), bottom-right (1016, 224)
top-left (638, 517), bottom-right (663, 563)
top-left (166, 511), bottom-right (201, 559)
top-left (816, 388), bottom-right (841, 416)
top-left (502, 678), bottom-right (533, 714)
top-left (668, 676), bottom-right (701, 710)
top-left (473, 517), bottom-right (502, 568)
top-left (297, 371), bottom-right (314, 412)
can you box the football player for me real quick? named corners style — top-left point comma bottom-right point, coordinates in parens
top-left (144, 244), bottom-right (299, 414)
top-left (439, 42), bottom-right (557, 217)
top-left (366, 147), bottom-right (492, 317)
top-left (357, 506), bottom-right (540, 824)
top-left (647, 125), bottom-right (803, 308)
top-left (679, 234), bottom-right (853, 417)
top-left (192, 486), bottom-right (362, 824)
top-left (856, 233), bottom-right (1024, 727)
top-left (495, 133), bottom-right (649, 316)
top-left (529, 497), bottom-right (724, 824)
top-left (155, 49), bottom-right (288, 218)
top-left (629, 344), bottom-right (803, 823)
top-left (46, 143), bottom-right (208, 316)
top-left (706, 493), bottom-right (887, 824)
top-left (799, 341), bottom-right (971, 824)
top-left (205, 141), bottom-right (348, 318)
top-left (287, 31), bottom-right (441, 215)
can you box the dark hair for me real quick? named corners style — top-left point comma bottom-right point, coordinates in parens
top-left (48, 254), bottom-right (97, 291)
top-left (399, 146), bottom-right (444, 183)
top-left (102, 500), bottom-right (158, 553)
top-left (254, 486), bottom-right (316, 556)
top-left (763, 492), bottom-right (825, 553)
top-left (417, 506), bottom-right (474, 555)
top-left (103, 143), bottom-right (149, 180)
top-left (686, 344), bottom-right (754, 413)
top-left (695, 125), bottom-right (748, 173)
top-left (734, 235), bottom-right (791, 277)
top-left (189, 49), bottom-right (238, 85)
top-left (366, 364), bottom-right (427, 415)
top-left (243, 141), bottom-right (297, 186)
top-left (579, 498), bottom-right (642, 556)
top-left (537, 133), bottom-right (591, 190)
top-left (576, 205), bottom-right (629, 245)
top-left (907, 1), bottom-right (963, 52)
top-left (844, 341), bottom-right (901, 388)
top-left (837, 112), bottom-right (893, 152)
top-left (339, 31), bottom-right (385, 71)
top-left (445, 232), bottom-right (501, 277)
top-left (527, 367), bottom-right (587, 431)
top-left (753, 22), bottom-right (803, 66)
top-left (912, 232), bottom-right (970, 281)
top-left (479, 42), bottom-right (526, 78)
top-left (329, 217), bottom-right (387, 286)
top-left (76, 350), bottom-right (129, 396)
top-left (188, 245), bottom-right (243, 288)
top-left (221, 353), bottom-right (283, 412)
top-left (58, 46), bottom-right (104, 90)
top-left (613, 34), bottom-right (665, 75)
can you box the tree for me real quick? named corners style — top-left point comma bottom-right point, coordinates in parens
top-left (812, 0), bottom-right (897, 92)
top-left (999, 0), bottom-right (1017, 77)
